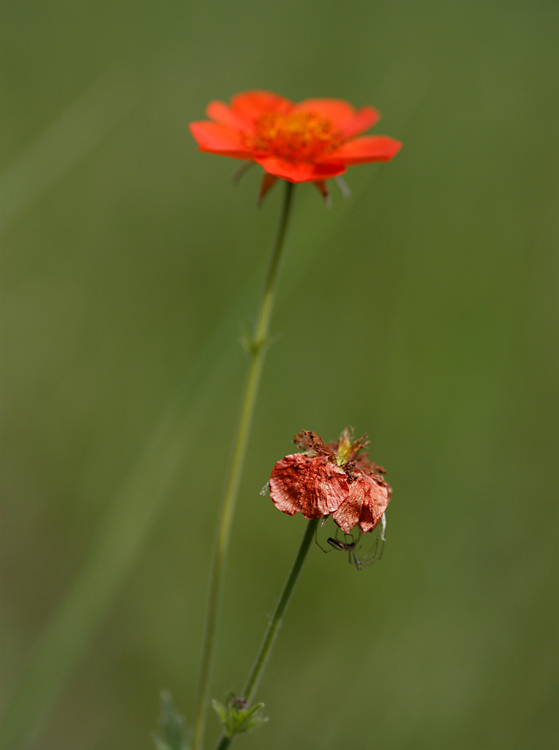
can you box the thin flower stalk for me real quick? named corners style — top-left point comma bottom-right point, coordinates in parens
top-left (192, 181), bottom-right (296, 750)
top-left (214, 518), bottom-right (320, 750)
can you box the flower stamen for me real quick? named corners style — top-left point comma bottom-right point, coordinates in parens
top-left (246, 111), bottom-right (343, 164)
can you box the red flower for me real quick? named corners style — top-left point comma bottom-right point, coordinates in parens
top-left (189, 90), bottom-right (401, 202)
top-left (268, 429), bottom-right (391, 534)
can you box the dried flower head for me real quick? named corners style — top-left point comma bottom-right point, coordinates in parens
top-left (189, 90), bottom-right (402, 203)
top-left (269, 429), bottom-right (391, 534)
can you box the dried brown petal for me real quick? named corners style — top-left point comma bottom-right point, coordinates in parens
top-left (293, 430), bottom-right (331, 457)
top-left (269, 453), bottom-right (349, 519)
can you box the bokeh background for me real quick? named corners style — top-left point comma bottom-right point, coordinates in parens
top-left (1, 1), bottom-right (558, 749)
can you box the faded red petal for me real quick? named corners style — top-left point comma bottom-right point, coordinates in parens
top-left (230, 90), bottom-right (293, 121)
top-left (254, 155), bottom-right (346, 183)
top-left (333, 473), bottom-right (390, 534)
top-left (294, 98), bottom-right (356, 131)
top-left (328, 135), bottom-right (402, 165)
top-left (342, 106), bottom-right (381, 138)
top-left (269, 454), bottom-right (349, 519)
top-left (206, 100), bottom-right (253, 131)
top-left (331, 491), bottom-right (362, 533)
top-left (189, 121), bottom-right (253, 158)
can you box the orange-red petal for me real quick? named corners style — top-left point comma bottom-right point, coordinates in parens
top-left (342, 106), bottom-right (381, 138)
top-left (189, 121), bottom-right (253, 159)
top-left (254, 155), bottom-right (346, 183)
top-left (206, 100), bottom-right (253, 131)
top-left (293, 98), bottom-right (356, 131)
top-left (329, 135), bottom-right (402, 165)
top-left (230, 90), bottom-right (293, 121)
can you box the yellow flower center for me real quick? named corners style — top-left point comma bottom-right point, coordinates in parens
top-left (247, 111), bottom-right (343, 163)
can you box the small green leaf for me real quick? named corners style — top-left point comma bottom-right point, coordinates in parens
top-left (236, 703), bottom-right (268, 734)
top-left (152, 691), bottom-right (190, 750)
top-left (240, 330), bottom-right (252, 354)
top-left (211, 699), bottom-right (229, 726)
top-left (212, 696), bottom-right (268, 738)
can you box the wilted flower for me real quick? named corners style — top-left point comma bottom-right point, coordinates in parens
top-left (268, 429), bottom-right (390, 534)
top-left (189, 90), bottom-right (402, 202)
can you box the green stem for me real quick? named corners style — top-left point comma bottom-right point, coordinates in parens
top-left (214, 518), bottom-right (320, 750)
top-left (192, 181), bottom-right (296, 750)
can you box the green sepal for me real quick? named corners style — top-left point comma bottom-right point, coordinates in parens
top-left (152, 691), bottom-right (190, 750)
top-left (211, 698), bottom-right (268, 738)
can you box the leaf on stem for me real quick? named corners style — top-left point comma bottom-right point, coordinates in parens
top-left (153, 691), bottom-right (191, 750)
top-left (212, 697), bottom-right (268, 738)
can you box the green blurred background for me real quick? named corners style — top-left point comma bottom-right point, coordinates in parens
top-left (1, 1), bottom-right (558, 748)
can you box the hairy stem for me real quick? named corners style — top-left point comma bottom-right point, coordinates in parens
top-left (192, 181), bottom-right (296, 750)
